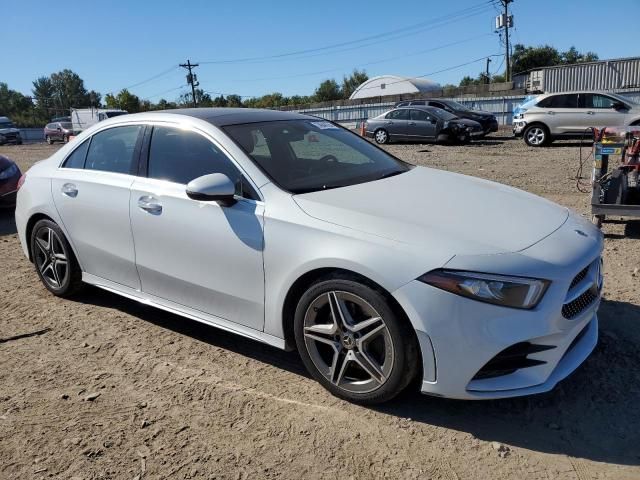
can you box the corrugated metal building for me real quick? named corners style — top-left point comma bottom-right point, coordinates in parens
top-left (513, 57), bottom-right (640, 93)
top-left (349, 75), bottom-right (441, 100)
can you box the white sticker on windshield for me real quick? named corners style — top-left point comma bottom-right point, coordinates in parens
top-left (310, 121), bottom-right (339, 130)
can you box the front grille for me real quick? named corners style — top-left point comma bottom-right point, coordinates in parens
top-left (472, 342), bottom-right (556, 380)
top-left (562, 290), bottom-right (598, 319)
top-left (569, 265), bottom-right (589, 290)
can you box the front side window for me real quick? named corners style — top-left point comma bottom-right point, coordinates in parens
top-left (84, 125), bottom-right (142, 174)
top-left (147, 126), bottom-right (257, 199)
top-left (62, 139), bottom-right (90, 169)
top-left (410, 110), bottom-right (430, 121)
top-left (224, 120), bottom-right (410, 194)
top-left (538, 94), bottom-right (578, 108)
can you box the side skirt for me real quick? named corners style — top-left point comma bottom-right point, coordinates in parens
top-left (82, 272), bottom-right (287, 350)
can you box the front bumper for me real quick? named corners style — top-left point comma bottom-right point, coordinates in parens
top-left (513, 120), bottom-right (526, 137)
top-left (393, 214), bottom-right (603, 400)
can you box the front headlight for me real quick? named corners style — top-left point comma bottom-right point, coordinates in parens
top-left (0, 163), bottom-right (18, 180)
top-left (418, 270), bottom-right (549, 309)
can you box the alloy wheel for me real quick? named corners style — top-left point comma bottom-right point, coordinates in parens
top-left (303, 291), bottom-right (394, 394)
top-left (526, 127), bottom-right (545, 145)
top-left (34, 227), bottom-right (69, 289)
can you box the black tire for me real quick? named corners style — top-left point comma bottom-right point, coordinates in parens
top-left (45, 135), bottom-right (53, 145)
top-left (30, 219), bottom-right (83, 297)
top-left (62, 135), bottom-right (68, 143)
top-left (523, 124), bottom-right (550, 147)
top-left (294, 275), bottom-right (419, 404)
top-left (373, 129), bottom-right (389, 145)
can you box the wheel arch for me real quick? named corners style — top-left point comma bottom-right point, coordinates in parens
top-left (280, 267), bottom-right (421, 369)
top-left (25, 213), bottom-right (82, 269)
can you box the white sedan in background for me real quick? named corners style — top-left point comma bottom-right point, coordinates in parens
top-left (15, 109), bottom-right (603, 404)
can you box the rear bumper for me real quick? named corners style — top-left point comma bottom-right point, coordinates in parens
top-left (0, 189), bottom-right (17, 207)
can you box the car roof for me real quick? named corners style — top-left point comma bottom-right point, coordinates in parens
top-left (392, 105), bottom-right (443, 114)
top-left (151, 107), bottom-right (318, 126)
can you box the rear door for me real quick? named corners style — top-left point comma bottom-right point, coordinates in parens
top-left (407, 109), bottom-right (437, 140)
top-left (51, 125), bottom-right (144, 289)
top-left (383, 109), bottom-right (410, 140)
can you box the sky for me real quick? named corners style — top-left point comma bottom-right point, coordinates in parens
top-left (5, 0), bottom-right (639, 102)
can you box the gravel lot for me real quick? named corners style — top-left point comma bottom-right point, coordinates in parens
top-left (1, 137), bottom-right (639, 480)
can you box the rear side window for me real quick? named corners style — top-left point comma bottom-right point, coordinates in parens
top-left (580, 93), bottom-right (618, 109)
top-left (147, 126), bottom-right (258, 199)
top-left (84, 125), bottom-right (142, 174)
top-left (62, 139), bottom-right (90, 169)
top-left (386, 110), bottom-right (410, 120)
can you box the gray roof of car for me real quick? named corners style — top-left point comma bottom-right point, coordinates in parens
top-left (154, 108), bottom-right (317, 126)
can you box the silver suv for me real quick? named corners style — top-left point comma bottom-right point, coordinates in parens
top-left (513, 91), bottom-right (640, 146)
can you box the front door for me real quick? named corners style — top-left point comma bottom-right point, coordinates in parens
top-left (384, 109), bottom-right (410, 140)
top-left (51, 125), bottom-right (144, 289)
top-left (407, 109), bottom-right (437, 140)
top-left (129, 125), bottom-right (265, 330)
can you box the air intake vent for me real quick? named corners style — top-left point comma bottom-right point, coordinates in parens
top-left (472, 342), bottom-right (556, 380)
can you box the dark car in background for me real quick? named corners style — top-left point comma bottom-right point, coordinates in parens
top-left (395, 99), bottom-right (498, 136)
top-left (44, 122), bottom-right (74, 144)
top-left (0, 117), bottom-right (23, 145)
top-left (0, 155), bottom-right (21, 207)
top-left (365, 106), bottom-right (483, 144)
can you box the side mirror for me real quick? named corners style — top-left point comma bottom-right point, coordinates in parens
top-left (613, 101), bottom-right (626, 110)
top-left (186, 173), bottom-right (237, 206)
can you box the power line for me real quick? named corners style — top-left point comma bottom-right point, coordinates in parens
top-left (197, 1), bottom-right (497, 65)
top-left (229, 33), bottom-right (493, 84)
top-left (141, 84), bottom-right (188, 101)
top-left (116, 65), bottom-right (179, 93)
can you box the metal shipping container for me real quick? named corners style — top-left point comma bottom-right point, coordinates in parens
top-left (527, 57), bottom-right (640, 93)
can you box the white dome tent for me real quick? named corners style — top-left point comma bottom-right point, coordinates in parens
top-left (349, 75), bottom-right (441, 100)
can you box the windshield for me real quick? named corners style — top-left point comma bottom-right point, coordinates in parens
top-left (224, 120), bottom-right (410, 194)
top-left (445, 100), bottom-right (472, 112)
top-left (0, 122), bottom-right (15, 129)
top-left (428, 108), bottom-right (457, 121)
top-left (61, 122), bottom-right (72, 129)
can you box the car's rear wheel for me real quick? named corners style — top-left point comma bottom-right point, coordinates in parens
top-left (62, 135), bottom-right (68, 143)
top-left (523, 124), bottom-right (550, 146)
top-left (374, 129), bottom-right (389, 144)
top-left (45, 135), bottom-right (53, 145)
top-left (30, 219), bottom-right (83, 297)
top-left (294, 276), bottom-right (418, 404)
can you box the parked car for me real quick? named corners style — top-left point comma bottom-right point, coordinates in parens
top-left (365, 106), bottom-right (483, 144)
top-left (16, 108), bottom-right (602, 404)
top-left (51, 116), bottom-right (71, 123)
top-left (0, 155), bottom-right (21, 207)
top-left (395, 99), bottom-right (499, 136)
top-left (513, 91), bottom-right (640, 146)
top-left (44, 122), bottom-right (74, 144)
top-left (0, 116), bottom-right (22, 145)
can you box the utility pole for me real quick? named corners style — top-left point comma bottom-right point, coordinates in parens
top-left (180, 59), bottom-right (200, 107)
top-left (502, 0), bottom-right (513, 82)
top-left (485, 57), bottom-right (492, 84)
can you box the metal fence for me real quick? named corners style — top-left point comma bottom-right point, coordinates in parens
top-left (289, 91), bottom-right (640, 127)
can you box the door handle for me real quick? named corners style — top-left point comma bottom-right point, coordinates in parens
top-left (408, 122), bottom-right (416, 126)
top-left (61, 183), bottom-right (78, 198)
top-left (138, 196), bottom-right (162, 215)
top-left (386, 121), bottom-right (393, 125)
top-left (586, 111), bottom-right (595, 115)
top-left (547, 111), bottom-right (555, 115)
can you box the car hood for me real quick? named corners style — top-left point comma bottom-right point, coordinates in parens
top-left (454, 118), bottom-right (483, 130)
top-left (293, 166), bottom-right (569, 256)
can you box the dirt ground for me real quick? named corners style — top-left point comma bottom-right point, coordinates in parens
top-left (1, 137), bottom-right (639, 480)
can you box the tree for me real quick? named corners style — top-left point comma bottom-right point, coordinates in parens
top-left (341, 69), bottom-right (368, 99)
top-left (32, 77), bottom-right (54, 109)
top-left (104, 89), bottom-right (141, 113)
top-left (0, 83), bottom-right (37, 127)
top-left (154, 98), bottom-right (178, 110)
top-left (511, 44), bottom-right (598, 75)
top-left (314, 79), bottom-right (342, 102)
top-left (226, 94), bottom-right (243, 107)
top-left (49, 69), bottom-right (92, 109)
top-left (459, 75), bottom-right (478, 87)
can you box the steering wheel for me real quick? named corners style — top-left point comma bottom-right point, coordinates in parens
top-left (319, 154), bottom-right (338, 163)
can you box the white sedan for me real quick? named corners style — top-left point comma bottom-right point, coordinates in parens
top-left (15, 109), bottom-right (603, 404)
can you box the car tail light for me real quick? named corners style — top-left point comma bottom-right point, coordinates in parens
top-left (17, 173), bottom-right (26, 191)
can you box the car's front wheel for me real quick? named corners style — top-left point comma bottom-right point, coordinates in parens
top-left (30, 219), bottom-right (83, 297)
top-left (45, 135), bottom-right (53, 145)
top-left (294, 275), bottom-right (418, 404)
top-left (374, 129), bottom-right (389, 144)
top-left (523, 124), bottom-right (550, 146)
